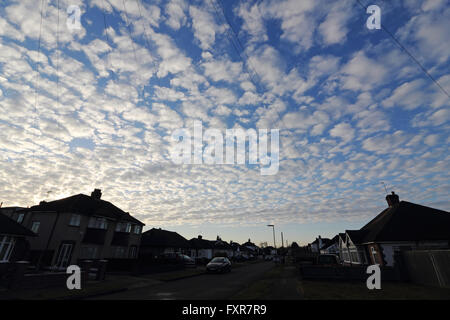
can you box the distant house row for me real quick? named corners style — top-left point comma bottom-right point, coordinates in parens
top-left (140, 228), bottom-right (260, 261)
top-left (309, 192), bottom-right (450, 267)
top-left (0, 189), bottom-right (262, 270)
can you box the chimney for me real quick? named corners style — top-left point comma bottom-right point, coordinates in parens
top-left (386, 191), bottom-right (400, 207)
top-left (198, 235), bottom-right (202, 240)
top-left (91, 189), bottom-right (102, 200)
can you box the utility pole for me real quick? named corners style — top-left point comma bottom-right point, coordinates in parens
top-left (267, 224), bottom-right (276, 248)
top-left (281, 232), bottom-right (284, 248)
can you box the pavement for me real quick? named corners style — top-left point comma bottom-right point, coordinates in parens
top-left (90, 261), bottom-right (276, 300)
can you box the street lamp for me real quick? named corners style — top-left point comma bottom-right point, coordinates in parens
top-left (267, 224), bottom-right (276, 248)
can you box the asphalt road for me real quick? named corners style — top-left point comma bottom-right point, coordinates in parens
top-left (93, 261), bottom-right (275, 300)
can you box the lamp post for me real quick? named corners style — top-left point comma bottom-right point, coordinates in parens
top-left (267, 224), bottom-right (276, 248)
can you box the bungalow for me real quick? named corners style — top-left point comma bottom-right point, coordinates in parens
top-left (3, 189), bottom-right (145, 270)
top-left (338, 192), bottom-right (450, 267)
top-left (212, 236), bottom-right (234, 258)
top-left (0, 213), bottom-right (36, 263)
top-left (309, 236), bottom-right (331, 253)
top-left (139, 228), bottom-right (190, 259)
top-left (241, 239), bottom-right (259, 258)
top-left (358, 192), bottom-right (450, 267)
top-left (189, 235), bottom-right (214, 261)
top-left (320, 234), bottom-right (340, 256)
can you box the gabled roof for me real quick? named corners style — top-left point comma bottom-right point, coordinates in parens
top-left (141, 228), bottom-right (190, 248)
top-left (25, 194), bottom-right (144, 225)
top-left (322, 235), bottom-right (340, 250)
top-left (360, 201), bottom-right (450, 243)
top-left (0, 214), bottom-right (36, 237)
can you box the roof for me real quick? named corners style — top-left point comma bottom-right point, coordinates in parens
top-left (0, 214), bottom-right (36, 237)
top-left (213, 240), bottom-right (232, 250)
top-left (141, 228), bottom-right (190, 248)
top-left (189, 237), bottom-right (215, 249)
top-left (345, 230), bottom-right (367, 245)
top-left (322, 235), bottom-right (340, 249)
top-left (25, 194), bottom-right (144, 225)
top-left (360, 201), bottom-right (450, 243)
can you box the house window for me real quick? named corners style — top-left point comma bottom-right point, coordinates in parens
top-left (17, 213), bottom-right (25, 224)
top-left (69, 214), bottom-right (81, 227)
top-left (371, 247), bottom-right (379, 264)
top-left (0, 236), bottom-right (16, 262)
top-left (350, 251), bottom-right (359, 263)
top-left (81, 246), bottom-right (98, 259)
top-left (116, 222), bottom-right (131, 233)
top-left (133, 225), bottom-right (141, 234)
top-left (115, 247), bottom-right (127, 258)
top-left (88, 217), bottom-right (108, 229)
top-left (343, 251), bottom-right (350, 261)
top-left (31, 221), bottom-right (41, 234)
top-left (129, 246), bottom-right (137, 258)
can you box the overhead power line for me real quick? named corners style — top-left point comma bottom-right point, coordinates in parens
top-left (355, 0), bottom-right (449, 98)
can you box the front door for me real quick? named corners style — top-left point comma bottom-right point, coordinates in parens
top-left (55, 242), bottom-right (74, 269)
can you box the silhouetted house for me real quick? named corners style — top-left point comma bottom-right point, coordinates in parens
top-left (263, 246), bottom-right (277, 256)
top-left (359, 192), bottom-right (450, 266)
top-left (241, 239), bottom-right (259, 257)
top-left (5, 189), bottom-right (145, 270)
top-left (212, 236), bottom-right (233, 257)
top-left (339, 192), bottom-right (450, 267)
top-left (229, 241), bottom-right (241, 256)
top-left (309, 235), bottom-right (330, 253)
top-left (189, 235), bottom-right (214, 260)
top-left (139, 228), bottom-right (190, 258)
top-left (0, 213), bottom-right (36, 262)
top-left (320, 234), bottom-right (340, 255)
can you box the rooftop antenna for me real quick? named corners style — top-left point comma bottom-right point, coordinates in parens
top-left (381, 182), bottom-right (388, 194)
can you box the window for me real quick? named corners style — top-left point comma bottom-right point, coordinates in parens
top-left (31, 221), bottom-right (40, 234)
top-left (81, 246), bottom-right (98, 259)
top-left (17, 213), bottom-right (25, 224)
top-left (371, 247), bottom-right (379, 264)
top-left (69, 214), bottom-right (81, 226)
top-left (350, 251), bottom-right (359, 263)
top-left (116, 222), bottom-right (131, 233)
top-left (115, 246), bottom-right (127, 258)
top-left (88, 217), bottom-right (108, 229)
top-left (129, 246), bottom-right (137, 258)
top-left (133, 225), bottom-right (141, 234)
top-left (0, 236), bottom-right (16, 262)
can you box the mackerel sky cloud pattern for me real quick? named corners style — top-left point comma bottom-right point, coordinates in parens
top-left (0, 0), bottom-right (448, 244)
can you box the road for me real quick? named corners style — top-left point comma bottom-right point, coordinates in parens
top-left (92, 261), bottom-right (275, 300)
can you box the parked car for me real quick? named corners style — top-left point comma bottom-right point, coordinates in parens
top-left (181, 255), bottom-right (196, 268)
top-left (264, 255), bottom-right (273, 261)
top-left (206, 257), bottom-right (232, 273)
top-left (316, 254), bottom-right (340, 266)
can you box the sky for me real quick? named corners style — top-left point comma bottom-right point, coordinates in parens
top-left (0, 0), bottom-right (449, 246)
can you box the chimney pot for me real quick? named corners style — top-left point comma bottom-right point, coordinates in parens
top-left (91, 189), bottom-right (102, 200)
top-left (386, 191), bottom-right (400, 207)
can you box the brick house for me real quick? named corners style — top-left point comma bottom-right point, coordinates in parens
top-left (2, 189), bottom-right (145, 270)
